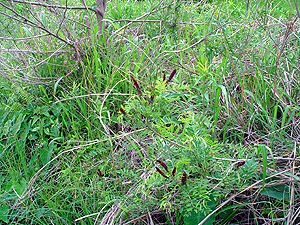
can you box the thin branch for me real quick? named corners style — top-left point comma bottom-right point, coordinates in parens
top-left (154, 17), bottom-right (241, 62)
top-left (0, 33), bottom-right (49, 40)
top-left (0, 2), bottom-right (75, 48)
top-left (199, 166), bottom-right (300, 225)
top-left (108, 18), bottom-right (207, 26)
top-left (2, 0), bottom-right (96, 12)
top-left (0, 44), bottom-right (67, 72)
top-left (147, 126), bottom-right (186, 148)
top-left (25, 0), bottom-right (45, 28)
top-left (53, 93), bottom-right (133, 104)
top-left (112, 0), bottom-right (165, 36)
top-left (56, 0), bottom-right (69, 35)
top-left (0, 48), bottom-right (73, 54)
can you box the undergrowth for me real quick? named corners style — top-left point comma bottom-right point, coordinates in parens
top-left (1, 0), bottom-right (300, 224)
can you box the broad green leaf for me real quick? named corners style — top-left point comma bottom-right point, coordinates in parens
top-left (12, 114), bottom-right (25, 135)
top-left (261, 185), bottom-right (290, 201)
top-left (40, 141), bottom-right (52, 165)
top-left (20, 123), bottom-right (30, 141)
top-left (183, 199), bottom-right (216, 225)
top-left (0, 203), bottom-right (9, 223)
top-left (12, 178), bottom-right (27, 197)
top-left (3, 120), bottom-right (11, 136)
top-left (0, 111), bottom-right (9, 127)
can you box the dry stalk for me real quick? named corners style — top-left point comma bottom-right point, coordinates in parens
top-left (199, 166), bottom-right (300, 225)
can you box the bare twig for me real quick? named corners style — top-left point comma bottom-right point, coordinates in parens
top-left (53, 93), bottom-right (133, 104)
top-left (0, 48), bottom-right (72, 54)
top-left (199, 166), bottom-right (300, 225)
top-left (287, 142), bottom-right (297, 225)
top-left (2, 0), bottom-right (96, 12)
top-left (154, 17), bottom-right (241, 62)
top-left (0, 33), bottom-right (49, 40)
top-left (112, 0), bottom-right (165, 36)
top-left (0, 2), bottom-right (75, 48)
top-left (109, 18), bottom-right (207, 26)
top-left (0, 44), bottom-right (67, 72)
top-left (56, 0), bottom-right (69, 36)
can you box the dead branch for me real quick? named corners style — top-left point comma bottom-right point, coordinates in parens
top-left (0, 34), bottom-right (49, 40)
top-left (1, 0), bottom-right (96, 12)
top-left (0, 2), bottom-right (75, 48)
top-left (0, 48), bottom-right (73, 54)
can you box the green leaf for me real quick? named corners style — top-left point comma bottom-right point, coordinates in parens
top-left (20, 123), bottom-right (30, 141)
top-left (53, 77), bottom-right (64, 96)
top-left (260, 145), bottom-right (267, 187)
top-left (0, 111), bottom-right (9, 128)
top-left (261, 185), bottom-right (290, 201)
top-left (28, 132), bottom-right (38, 140)
top-left (50, 125), bottom-right (59, 137)
top-left (243, 157), bottom-right (259, 177)
top-left (34, 208), bottom-right (46, 218)
top-left (0, 203), bottom-right (10, 223)
top-left (22, 26), bottom-right (33, 36)
top-left (91, 3), bottom-right (98, 9)
top-left (281, 105), bottom-right (290, 128)
top-left (283, 173), bottom-right (300, 181)
top-left (12, 178), bottom-right (27, 197)
top-left (183, 200), bottom-right (216, 225)
top-left (51, 104), bottom-right (62, 117)
top-left (40, 141), bottom-right (52, 165)
top-left (213, 87), bottom-right (221, 133)
top-left (219, 85), bottom-right (229, 112)
top-left (3, 179), bottom-right (13, 192)
top-left (126, 138), bottom-right (148, 166)
top-left (217, 203), bottom-right (245, 223)
top-left (41, 11), bottom-right (47, 27)
top-left (12, 114), bottom-right (25, 135)
top-left (41, 106), bottom-right (51, 117)
top-left (39, 86), bottom-right (49, 101)
top-left (215, 57), bottom-right (227, 75)
top-left (3, 120), bottom-right (11, 136)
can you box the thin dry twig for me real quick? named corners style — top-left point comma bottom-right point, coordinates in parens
top-left (2, 0), bottom-right (96, 12)
top-left (0, 33), bottom-right (49, 40)
top-left (286, 142), bottom-right (297, 225)
top-left (0, 44), bottom-right (67, 72)
top-left (199, 166), bottom-right (300, 225)
top-left (53, 93), bottom-right (133, 104)
top-left (0, 48), bottom-right (72, 54)
top-left (0, 2), bottom-right (75, 47)
top-left (154, 17), bottom-right (241, 61)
